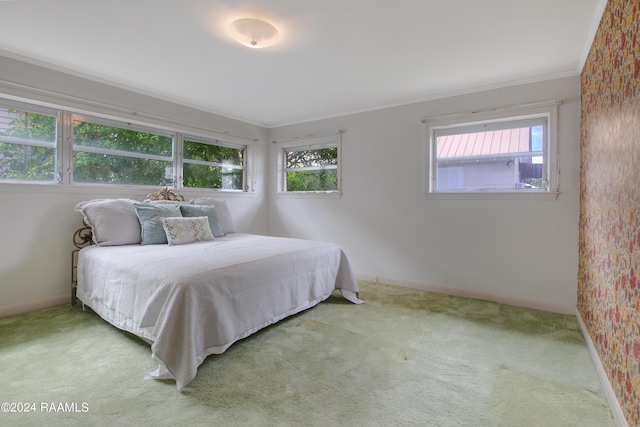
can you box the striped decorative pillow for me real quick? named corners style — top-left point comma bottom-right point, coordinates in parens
top-left (161, 216), bottom-right (214, 245)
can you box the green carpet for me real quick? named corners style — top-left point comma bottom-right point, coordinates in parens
top-left (486, 367), bottom-right (612, 427)
top-left (0, 281), bottom-right (613, 426)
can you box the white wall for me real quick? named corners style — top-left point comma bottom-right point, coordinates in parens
top-left (267, 76), bottom-right (581, 314)
top-left (0, 54), bottom-right (581, 317)
top-left (0, 56), bottom-right (269, 317)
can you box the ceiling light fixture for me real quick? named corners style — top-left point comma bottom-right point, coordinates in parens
top-left (228, 18), bottom-right (279, 49)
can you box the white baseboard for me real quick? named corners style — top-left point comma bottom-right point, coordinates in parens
top-left (0, 295), bottom-right (70, 318)
top-left (576, 311), bottom-right (629, 427)
top-left (355, 273), bottom-right (576, 314)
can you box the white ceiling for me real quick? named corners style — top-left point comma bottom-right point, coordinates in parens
top-left (0, 0), bottom-right (605, 127)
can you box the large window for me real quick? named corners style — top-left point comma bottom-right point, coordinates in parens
top-left (0, 97), bottom-right (248, 191)
top-left (0, 103), bottom-right (57, 182)
top-left (426, 102), bottom-right (559, 197)
top-left (277, 134), bottom-right (341, 196)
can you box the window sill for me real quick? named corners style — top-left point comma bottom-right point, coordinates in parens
top-left (276, 190), bottom-right (342, 199)
top-left (0, 181), bottom-right (256, 198)
top-left (424, 190), bottom-right (559, 201)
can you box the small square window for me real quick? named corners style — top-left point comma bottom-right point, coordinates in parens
top-left (277, 133), bottom-right (342, 197)
top-left (285, 146), bottom-right (338, 191)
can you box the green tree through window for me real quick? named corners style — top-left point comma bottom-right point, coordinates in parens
top-left (72, 119), bottom-right (173, 186)
top-left (0, 101), bottom-right (248, 190)
top-left (0, 109), bottom-right (57, 181)
top-left (285, 147), bottom-right (337, 191)
top-left (183, 139), bottom-right (244, 190)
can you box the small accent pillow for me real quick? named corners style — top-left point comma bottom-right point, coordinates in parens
top-left (74, 198), bottom-right (141, 246)
top-left (161, 216), bottom-right (214, 246)
top-left (134, 203), bottom-right (182, 245)
top-left (179, 204), bottom-right (224, 237)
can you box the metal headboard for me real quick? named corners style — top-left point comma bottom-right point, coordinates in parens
top-left (71, 187), bottom-right (183, 306)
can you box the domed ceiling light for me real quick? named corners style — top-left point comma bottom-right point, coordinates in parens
top-left (228, 18), bottom-right (279, 49)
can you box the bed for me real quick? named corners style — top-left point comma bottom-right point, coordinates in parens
top-left (72, 189), bottom-right (362, 390)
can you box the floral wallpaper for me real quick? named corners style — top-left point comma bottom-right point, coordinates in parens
top-left (579, 0), bottom-right (640, 424)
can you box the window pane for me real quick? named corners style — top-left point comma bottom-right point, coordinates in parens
top-left (73, 152), bottom-right (172, 185)
top-left (73, 120), bottom-right (172, 156)
top-left (287, 169), bottom-right (337, 191)
top-left (184, 140), bottom-right (244, 165)
top-left (435, 126), bottom-right (545, 191)
top-left (286, 147), bottom-right (337, 169)
top-left (0, 107), bottom-right (57, 182)
top-left (183, 163), bottom-right (243, 190)
top-left (0, 143), bottom-right (56, 181)
top-left (183, 139), bottom-right (245, 190)
top-left (72, 119), bottom-right (173, 185)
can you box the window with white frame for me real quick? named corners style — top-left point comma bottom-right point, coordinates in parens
top-left (277, 134), bottom-right (341, 195)
top-left (426, 101), bottom-right (559, 197)
top-left (0, 96), bottom-right (249, 191)
top-left (0, 102), bottom-right (58, 182)
top-left (72, 115), bottom-right (174, 186)
top-left (183, 137), bottom-right (246, 191)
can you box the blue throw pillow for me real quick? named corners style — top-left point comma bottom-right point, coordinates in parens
top-left (179, 204), bottom-right (225, 237)
top-left (134, 203), bottom-right (182, 245)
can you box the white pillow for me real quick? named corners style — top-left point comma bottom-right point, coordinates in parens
top-left (161, 216), bottom-right (214, 245)
top-left (189, 198), bottom-right (236, 234)
top-left (74, 198), bottom-right (141, 246)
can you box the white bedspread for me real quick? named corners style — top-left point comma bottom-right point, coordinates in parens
top-left (77, 233), bottom-right (362, 390)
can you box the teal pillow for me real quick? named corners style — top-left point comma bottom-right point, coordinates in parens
top-left (134, 203), bottom-right (182, 245)
top-left (179, 204), bottom-right (225, 237)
